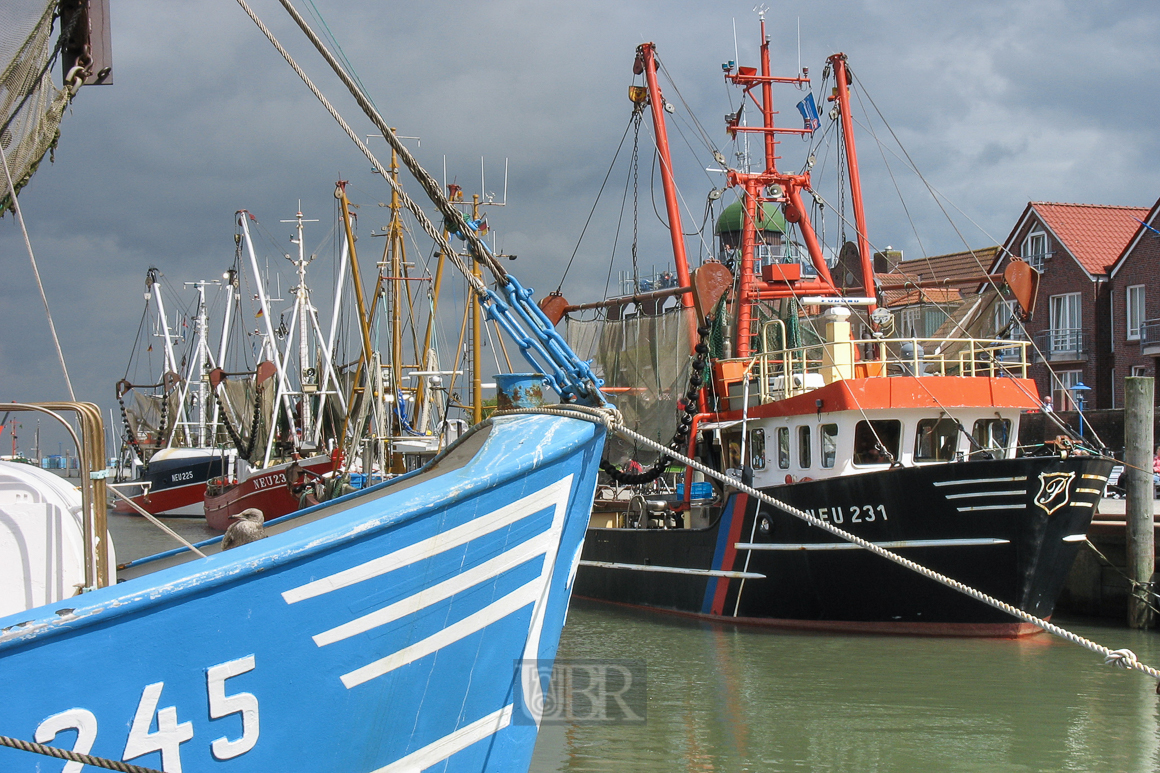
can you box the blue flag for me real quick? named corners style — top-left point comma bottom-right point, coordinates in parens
top-left (797, 92), bottom-right (820, 132)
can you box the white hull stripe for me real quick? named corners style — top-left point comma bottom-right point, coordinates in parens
top-left (314, 531), bottom-right (554, 646)
top-left (372, 704), bottom-right (514, 773)
top-left (341, 580), bottom-right (540, 688)
top-left (943, 490), bottom-right (1025, 500)
top-left (283, 476), bottom-right (573, 604)
top-left (933, 476), bottom-right (1027, 487)
top-left (735, 538), bottom-right (1009, 551)
top-left (579, 560), bottom-right (765, 579)
top-left (956, 504), bottom-right (1027, 512)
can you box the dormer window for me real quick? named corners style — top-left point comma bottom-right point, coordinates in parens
top-left (1022, 231), bottom-right (1048, 273)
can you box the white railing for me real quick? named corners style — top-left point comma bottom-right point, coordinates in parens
top-left (743, 322), bottom-right (1031, 404)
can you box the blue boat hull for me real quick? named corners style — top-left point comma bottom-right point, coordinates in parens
top-left (0, 414), bottom-right (604, 773)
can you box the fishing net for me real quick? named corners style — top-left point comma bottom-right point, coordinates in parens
top-left (567, 306), bottom-right (694, 466)
top-left (123, 390), bottom-right (182, 455)
top-left (1, 0), bottom-right (72, 216)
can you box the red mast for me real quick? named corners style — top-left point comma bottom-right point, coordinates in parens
top-left (723, 15), bottom-right (838, 356)
top-left (636, 43), bottom-right (693, 309)
top-left (828, 53), bottom-right (877, 307)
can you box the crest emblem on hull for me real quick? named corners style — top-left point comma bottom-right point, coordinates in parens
top-left (1035, 471), bottom-right (1075, 515)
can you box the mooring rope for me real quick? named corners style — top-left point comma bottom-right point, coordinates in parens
top-left (0, 735), bottom-right (162, 772)
top-left (499, 404), bottom-right (1160, 683)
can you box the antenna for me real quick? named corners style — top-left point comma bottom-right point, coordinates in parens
top-left (732, 17), bottom-right (739, 69)
top-left (797, 17), bottom-right (801, 75)
top-left (503, 158), bottom-right (509, 205)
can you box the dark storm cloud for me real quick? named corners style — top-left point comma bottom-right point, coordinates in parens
top-left (3, 0), bottom-right (1158, 449)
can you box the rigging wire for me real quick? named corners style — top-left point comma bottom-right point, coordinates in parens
top-left (847, 67), bottom-right (1104, 446)
top-left (555, 112), bottom-right (636, 292)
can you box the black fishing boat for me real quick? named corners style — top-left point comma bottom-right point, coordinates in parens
top-left (557, 15), bottom-right (1112, 636)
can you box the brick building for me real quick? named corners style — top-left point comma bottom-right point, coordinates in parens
top-left (990, 202), bottom-right (1149, 410)
top-left (877, 247), bottom-right (1000, 337)
top-left (1108, 197), bottom-right (1160, 406)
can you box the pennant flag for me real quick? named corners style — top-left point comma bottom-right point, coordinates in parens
top-left (256, 308), bottom-right (264, 318)
top-left (1133, 216), bottom-right (1160, 236)
top-left (797, 92), bottom-right (821, 132)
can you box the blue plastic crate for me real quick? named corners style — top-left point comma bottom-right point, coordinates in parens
top-left (675, 482), bottom-right (714, 500)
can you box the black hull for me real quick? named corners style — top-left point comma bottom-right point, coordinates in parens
top-left (576, 456), bottom-right (1113, 635)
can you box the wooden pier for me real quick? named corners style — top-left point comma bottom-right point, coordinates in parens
top-left (1058, 497), bottom-right (1160, 619)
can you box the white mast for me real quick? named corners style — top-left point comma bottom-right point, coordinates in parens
top-left (237, 212), bottom-right (299, 466)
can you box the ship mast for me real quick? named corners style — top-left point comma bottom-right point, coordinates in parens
top-left (722, 14), bottom-right (842, 356)
top-left (635, 43), bottom-right (693, 309)
top-left (827, 53), bottom-right (877, 304)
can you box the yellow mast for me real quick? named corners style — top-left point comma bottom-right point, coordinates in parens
top-left (335, 182), bottom-right (377, 463)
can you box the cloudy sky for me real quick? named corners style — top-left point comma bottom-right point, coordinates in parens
top-left (2, 0), bottom-right (1158, 455)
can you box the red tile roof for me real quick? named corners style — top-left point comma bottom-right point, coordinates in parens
top-left (876, 246), bottom-right (998, 307)
top-left (880, 247), bottom-right (998, 287)
top-left (1030, 202), bottom-right (1150, 274)
top-left (879, 286), bottom-right (962, 308)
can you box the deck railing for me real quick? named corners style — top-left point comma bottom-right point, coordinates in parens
top-left (1140, 319), bottom-right (1160, 356)
top-left (745, 323), bottom-right (1031, 404)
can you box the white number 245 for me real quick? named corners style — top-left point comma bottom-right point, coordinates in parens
top-left (34, 655), bottom-right (258, 773)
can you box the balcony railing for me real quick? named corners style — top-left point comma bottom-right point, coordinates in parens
top-left (1142, 318), bottom-right (1160, 356)
top-left (1032, 328), bottom-right (1090, 362)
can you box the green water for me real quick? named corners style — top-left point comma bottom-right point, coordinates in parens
top-left (530, 600), bottom-right (1160, 773)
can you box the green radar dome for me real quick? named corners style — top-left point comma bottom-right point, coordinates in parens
top-left (715, 200), bottom-right (787, 235)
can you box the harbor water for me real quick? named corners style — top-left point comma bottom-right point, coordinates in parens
top-left (110, 514), bottom-right (1160, 772)
top-left (531, 599), bottom-right (1160, 772)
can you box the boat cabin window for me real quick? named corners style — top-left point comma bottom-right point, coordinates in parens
top-left (971, 418), bottom-right (1011, 460)
top-left (820, 424), bottom-right (838, 468)
top-left (750, 429), bottom-right (767, 470)
top-left (777, 427), bottom-right (790, 469)
top-left (798, 426), bottom-right (811, 468)
top-left (853, 420), bottom-right (900, 465)
top-left (915, 418), bottom-right (959, 462)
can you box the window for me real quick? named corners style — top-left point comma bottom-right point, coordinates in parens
top-left (914, 418), bottom-right (959, 462)
top-left (1127, 285), bottom-right (1145, 340)
top-left (1132, 365), bottom-right (1147, 377)
top-left (797, 426), bottom-right (811, 469)
top-left (820, 424), bottom-right (838, 468)
top-left (899, 307), bottom-right (921, 338)
top-left (971, 418), bottom-right (1011, 460)
top-left (1054, 370), bottom-right (1082, 411)
top-left (777, 427), bottom-right (790, 469)
top-left (1023, 232), bottom-right (1048, 272)
top-left (1048, 293), bottom-right (1081, 353)
top-left (854, 420), bottom-right (901, 465)
top-left (750, 429), bottom-right (766, 470)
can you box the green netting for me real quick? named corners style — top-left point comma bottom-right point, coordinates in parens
top-left (566, 306), bottom-right (695, 466)
top-left (1, 1), bottom-right (72, 216)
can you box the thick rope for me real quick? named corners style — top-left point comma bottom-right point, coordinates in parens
top-left (232, 0), bottom-right (487, 299)
top-left (0, 735), bottom-right (162, 773)
top-left (498, 404), bottom-right (1160, 683)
